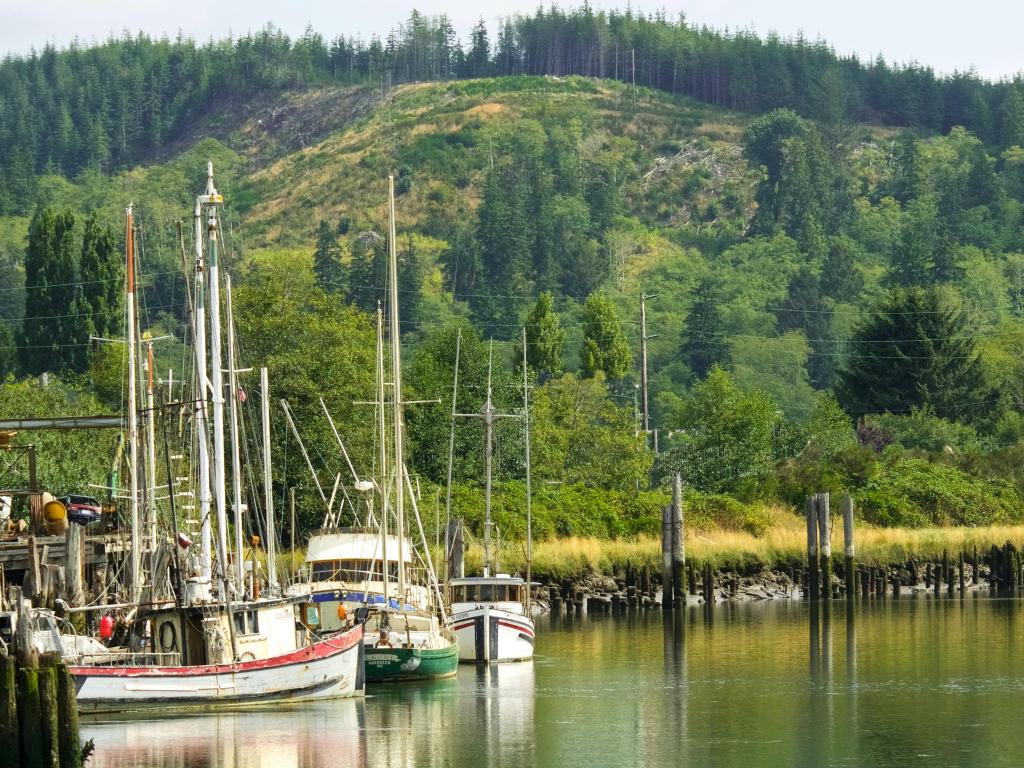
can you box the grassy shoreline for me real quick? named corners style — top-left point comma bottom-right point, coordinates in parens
top-left (268, 517), bottom-right (1024, 584)
top-left (471, 519), bottom-right (1024, 582)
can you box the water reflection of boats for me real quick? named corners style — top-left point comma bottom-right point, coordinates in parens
top-left (467, 663), bottom-right (536, 766)
top-left (84, 699), bottom-right (366, 768)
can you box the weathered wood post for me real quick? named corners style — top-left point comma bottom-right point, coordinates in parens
top-left (661, 495), bottom-right (673, 611)
top-left (17, 657), bottom-right (42, 768)
top-left (63, 524), bottom-right (84, 608)
top-left (671, 474), bottom-right (685, 606)
top-left (0, 655), bottom-right (18, 768)
top-left (817, 493), bottom-right (833, 600)
top-left (943, 549), bottom-right (953, 597)
top-left (38, 654), bottom-right (58, 768)
top-left (55, 662), bottom-right (79, 768)
top-left (972, 546), bottom-right (979, 585)
top-left (806, 496), bottom-right (819, 600)
top-left (842, 493), bottom-right (855, 599)
top-left (687, 561), bottom-right (697, 596)
top-left (958, 552), bottom-right (966, 594)
top-left (446, 518), bottom-right (464, 581)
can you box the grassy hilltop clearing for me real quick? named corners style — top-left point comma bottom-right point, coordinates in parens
top-left (5, 14), bottom-right (1024, 570)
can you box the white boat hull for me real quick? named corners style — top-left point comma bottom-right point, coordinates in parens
top-left (450, 606), bottom-right (534, 663)
top-left (70, 626), bottom-right (364, 714)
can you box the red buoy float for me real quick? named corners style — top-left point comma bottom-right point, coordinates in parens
top-left (99, 614), bottom-right (115, 640)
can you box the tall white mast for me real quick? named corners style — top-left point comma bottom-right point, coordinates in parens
top-left (483, 342), bottom-right (495, 578)
top-left (522, 327), bottom-right (532, 612)
top-left (126, 205), bottom-right (141, 599)
top-left (376, 305), bottom-right (389, 608)
top-left (204, 164), bottom-right (230, 589)
top-left (193, 163), bottom-right (221, 585)
top-left (260, 367), bottom-right (278, 592)
top-left (225, 275), bottom-right (245, 590)
top-left (386, 176), bottom-right (407, 604)
top-left (145, 339), bottom-right (158, 560)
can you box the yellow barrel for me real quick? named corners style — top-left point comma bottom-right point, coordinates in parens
top-left (42, 496), bottom-right (68, 535)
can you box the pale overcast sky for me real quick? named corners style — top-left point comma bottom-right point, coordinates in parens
top-left (0, 0), bottom-right (1018, 80)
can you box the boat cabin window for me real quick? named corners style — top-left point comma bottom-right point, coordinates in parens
top-left (233, 610), bottom-right (260, 636)
top-left (451, 583), bottom-right (521, 603)
top-left (312, 559), bottom-right (401, 582)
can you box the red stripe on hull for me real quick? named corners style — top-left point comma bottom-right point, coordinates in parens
top-left (496, 620), bottom-right (534, 638)
top-left (69, 625), bottom-right (362, 678)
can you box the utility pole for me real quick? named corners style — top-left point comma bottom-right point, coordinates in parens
top-left (639, 292), bottom-right (657, 454)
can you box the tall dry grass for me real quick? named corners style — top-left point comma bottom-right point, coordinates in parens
top-left (266, 518), bottom-right (1024, 583)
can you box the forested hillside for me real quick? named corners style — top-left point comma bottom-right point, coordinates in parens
top-left (4, 9), bottom-right (1024, 539)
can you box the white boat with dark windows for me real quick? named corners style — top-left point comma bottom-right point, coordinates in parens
top-left (444, 336), bottom-right (536, 663)
top-left (448, 576), bottom-right (534, 663)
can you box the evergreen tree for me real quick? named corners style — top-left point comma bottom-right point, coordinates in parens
top-left (890, 195), bottom-right (941, 287)
top-left (19, 207), bottom-right (79, 375)
top-left (776, 266), bottom-right (834, 388)
top-left (520, 292), bottom-right (565, 379)
top-left (0, 323), bottom-right (15, 380)
top-left (837, 288), bottom-right (993, 422)
top-left (346, 230), bottom-right (386, 313)
top-left (79, 214), bottom-right (121, 339)
top-left (580, 293), bottom-right (631, 380)
top-left (398, 235), bottom-right (425, 330)
top-left (313, 219), bottom-right (345, 293)
top-left (821, 236), bottom-right (865, 299)
top-left (681, 278), bottom-right (728, 380)
top-left (742, 109), bottom-right (808, 230)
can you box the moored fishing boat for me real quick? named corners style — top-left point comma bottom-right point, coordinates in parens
top-left (448, 576), bottom-right (534, 663)
top-left (52, 166), bottom-right (366, 712)
top-left (292, 175), bottom-right (458, 682)
top-left (444, 335), bottom-right (536, 663)
top-left (68, 598), bottom-right (364, 713)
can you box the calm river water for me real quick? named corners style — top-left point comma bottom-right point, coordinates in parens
top-left (84, 597), bottom-right (1024, 767)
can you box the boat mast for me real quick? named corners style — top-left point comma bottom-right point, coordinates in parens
top-left (483, 341), bottom-right (495, 578)
top-left (226, 275), bottom-right (245, 590)
top-left (522, 326), bottom-right (532, 612)
top-left (144, 338), bottom-right (159, 565)
top-left (376, 304), bottom-right (389, 608)
top-left (193, 166), bottom-right (220, 585)
top-left (204, 164), bottom-right (230, 590)
top-left (126, 204), bottom-right (141, 599)
top-left (260, 366), bottom-right (278, 592)
top-left (443, 329), bottom-right (461, 576)
top-left (386, 175), bottom-right (407, 604)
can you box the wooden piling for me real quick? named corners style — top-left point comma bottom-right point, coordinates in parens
top-left (38, 662), bottom-right (58, 768)
top-left (842, 493), bottom-right (854, 599)
top-left (55, 663), bottom-right (79, 768)
top-left (17, 662), bottom-right (43, 768)
top-left (661, 499), bottom-right (673, 611)
top-left (446, 518), bottom-right (465, 581)
top-left (972, 546), bottom-right (979, 585)
top-left (958, 552), bottom-right (966, 594)
top-left (943, 549), bottom-right (952, 596)
top-left (860, 567), bottom-right (869, 599)
top-left (817, 493), bottom-right (833, 600)
top-left (671, 474), bottom-right (685, 606)
top-left (806, 496), bottom-right (819, 600)
top-left (687, 561), bottom-right (697, 596)
top-left (933, 564), bottom-right (941, 597)
top-left (924, 562), bottom-right (932, 589)
top-left (0, 655), bottom-right (18, 768)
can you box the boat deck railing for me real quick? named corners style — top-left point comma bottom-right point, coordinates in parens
top-left (73, 650), bottom-right (183, 668)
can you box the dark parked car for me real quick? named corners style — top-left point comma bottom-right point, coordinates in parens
top-left (59, 495), bottom-right (102, 526)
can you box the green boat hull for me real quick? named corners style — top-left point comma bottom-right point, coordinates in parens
top-left (364, 642), bottom-right (459, 682)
